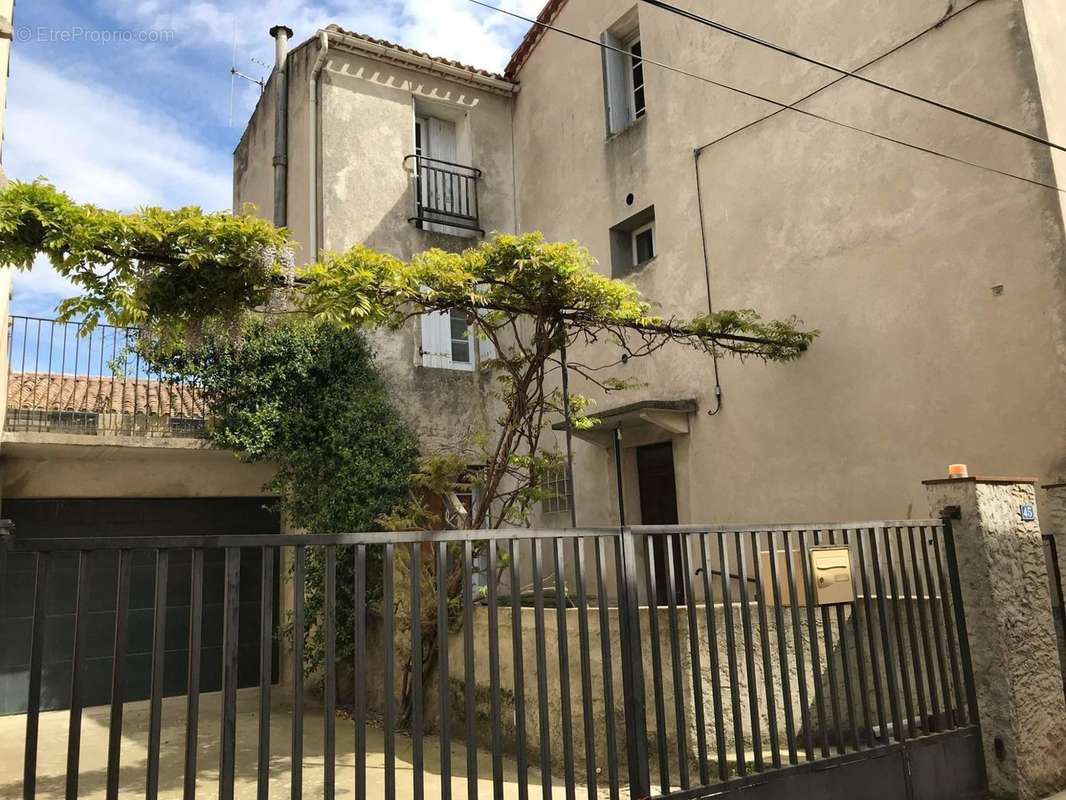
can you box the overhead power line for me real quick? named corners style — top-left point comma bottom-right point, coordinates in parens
top-left (467, 0), bottom-right (1064, 194)
top-left (695, 0), bottom-right (988, 152)
top-left (639, 0), bottom-right (1066, 155)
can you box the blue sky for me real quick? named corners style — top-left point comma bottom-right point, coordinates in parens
top-left (4, 0), bottom-right (542, 317)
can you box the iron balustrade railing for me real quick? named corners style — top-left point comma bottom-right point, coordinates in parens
top-left (1, 521), bottom-right (979, 800)
top-left (404, 154), bottom-right (484, 235)
top-left (4, 315), bottom-right (208, 438)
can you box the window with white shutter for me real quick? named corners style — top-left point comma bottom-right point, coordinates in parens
top-left (420, 310), bottom-right (480, 371)
top-left (601, 12), bottom-right (645, 136)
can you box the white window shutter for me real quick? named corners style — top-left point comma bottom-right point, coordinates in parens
top-left (601, 31), bottom-right (629, 134)
top-left (421, 311), bottom-right (450, 369)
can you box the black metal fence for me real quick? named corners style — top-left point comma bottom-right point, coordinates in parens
top-left (4, 315), bottom-right (208, 438)
top-left (405, 154), bottom-right (483, 234)
top-left (1044, 534), bottom-right (1066, 704)
top-left (1, 521), bottom-right (978, 800)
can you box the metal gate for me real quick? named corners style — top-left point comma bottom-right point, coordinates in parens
top-left (1044, 534), bottom-right (1066, 704)
top-left (1, 519), bottom-right (982, 799)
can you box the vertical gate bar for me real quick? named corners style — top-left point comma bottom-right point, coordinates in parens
top-left (782, 531), bottom-right (814, 761)
top-left (895, 526), bottom-right (928, 734)
top-left (918, 528), bottom-right (952, 730)
top-left (766, 532), bottom-right (797, 764)
top-left (594, 537), bottom-right (620, 800)
top-left (552, 538), bottom-right (577, 800)
top-left (717, 533), bottom-right (746, 776)
top-left (734, 532), bottom-right (764, 770)
top-left (384, 544), bottom-right (396, 800)
top-left (869, 529), bottom-right (904, 741)
top-left (23, 551), bottom-right (49, 800)
top-left (884, 529), bottom-right (916, 738)
top-left (616, 529), bottom-right (649, 799)
top-left (680, 535), bottom-right (710, 784)
top-left (324, 547), bottom-right (337, 800)
top-left (572, 538), bottom-right (599, 800)
top-left (412, 544), bottom-right (426, 800)
top-left (797, 530), bottom-right (830, 758)
top-left (508, 540), bottom-right (529, 800)
top-left (940, 519), bottom-right (979, 726)
top-left (184, 548), bottom-right (204, 800)
top-left (663, 534), bottom-right (691, 789)
top-left (354, 545), bottom-right (367, 800)
top-left (258, 549), bottom-right (274, 800)
top-left (147, 549), bottom-right (170, 800)
top-left (66, 551), bottom-right (90, 800)
top-left (813, 531), bottom-right (844, 755)
top-left (531, 539), bottom-right (552, 800)
top-left (292, 546), bottom-right (306, 800)
top-left (930, 528), bottom-right (965, 726)
top-left (698, 534), bottom-right (729, 780)
top-left (750, 531), bottom-right (781, 768)
top-left (486, 543), bottom-right (504, 800)
top-left (642, 534), bottom-right (671, 791)
top-left (219, 547), bottom-right (241, 800)
top-left (827, 530), bottom-right (859, 752)
top-left (908, 526), bottom-right (941, 731)
top-left (437, 542), bottom-right (452, 800)
top-left (462, 541), bottom-right (477, 800)
top-left (855, 529), bottom-right (888, 745)
top-left (841, 530), bottom-right (873, 749)
top-left (106, 549), bottom-right (132, 800)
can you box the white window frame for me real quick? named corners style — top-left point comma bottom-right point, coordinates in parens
top-left (625, 34), bottom-right (645, 122)
top-left (632, 221), bottom-right (656, 266)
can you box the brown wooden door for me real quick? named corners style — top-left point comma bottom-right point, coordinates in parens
top-left (636, 442), bottom-right (685, 604)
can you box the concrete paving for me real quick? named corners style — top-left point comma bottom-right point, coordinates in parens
top-left (0, 689), bottom-right (589, 799)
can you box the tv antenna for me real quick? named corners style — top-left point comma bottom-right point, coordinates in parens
top-left (229, 23), bottom-right (267, 127)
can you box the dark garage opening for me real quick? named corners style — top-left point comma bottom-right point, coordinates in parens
top-left (0, 497), bottom-right (281, 715)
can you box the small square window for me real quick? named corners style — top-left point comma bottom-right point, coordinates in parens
top-left (610, 205), bottom-right (656, 278)
top-left (633, 223), bottom-right (655, 265)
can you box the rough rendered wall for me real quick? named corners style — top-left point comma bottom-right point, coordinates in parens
top-left (317, 46), bottom-right (517, 456)
top-left (514, 0), bottom-right (1066, 528)
top-left (926, 480), bottom-right (1066, 799)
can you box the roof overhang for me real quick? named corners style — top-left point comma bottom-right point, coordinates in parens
top-left (554, 399), bottom-right (698, 448)
top-left (324, 27), bottom-right (520, 96)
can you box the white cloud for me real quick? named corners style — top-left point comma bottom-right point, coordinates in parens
top-left (106, 0), bottom-right (545, 74)
top-left (4, 54), bottom-right (232, 314)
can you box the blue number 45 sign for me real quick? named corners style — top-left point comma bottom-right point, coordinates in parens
top-left (1020, 504), bottom-right (1036, 522)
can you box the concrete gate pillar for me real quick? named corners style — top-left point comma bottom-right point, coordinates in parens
top-left (923, 476), bottom-right (1066, 800)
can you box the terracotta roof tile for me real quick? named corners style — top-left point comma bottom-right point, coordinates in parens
top-left (326, 24), bottom-right (513, 83)
top-left (504, 0), bottom-right (569, 79)
top-left (8, 373), bottom-right (204, 418)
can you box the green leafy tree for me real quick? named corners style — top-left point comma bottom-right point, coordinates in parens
top-left (142, 317), bottom-right (420, 671)
top-left (0, 180), bottom-right (818, 727)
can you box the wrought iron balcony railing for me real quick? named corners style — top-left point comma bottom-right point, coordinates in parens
top-left (404, 154), bottom-right (483, 235)
top-left (4, 315), bottom-right (208, 439)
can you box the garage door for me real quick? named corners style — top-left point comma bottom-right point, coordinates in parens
top-left (0, 498), bottom-right (280, 715)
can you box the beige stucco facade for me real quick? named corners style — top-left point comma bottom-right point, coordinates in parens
top-left (513, 0), bottom-right (1066, 527)
top-left (233, 0), bottom-right (1066, 530)
top-left (235, 29), bottom-right (519, 458)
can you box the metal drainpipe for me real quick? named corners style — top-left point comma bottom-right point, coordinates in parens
top-left (269, 25), bottom-right (293, 228)
top-left (309, 31), bottom-right (329, 258)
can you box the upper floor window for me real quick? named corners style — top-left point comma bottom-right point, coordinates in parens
top-left (601, 11), bottom-right (645, 135)
top-left (420, 309), bottom-right (495, 371)
top-left (610, 205), bottom-right (657, 277)
top-left (627, 36), bottom-right (646, 121)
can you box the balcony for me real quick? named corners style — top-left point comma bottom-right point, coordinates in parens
top-left (404, 154), bottom-right (483, 235)
top-left (4, 316), bottom-right (208, 440)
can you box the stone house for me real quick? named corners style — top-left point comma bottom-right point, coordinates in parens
top-left (233, 0), bottom-right (1066, 544)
